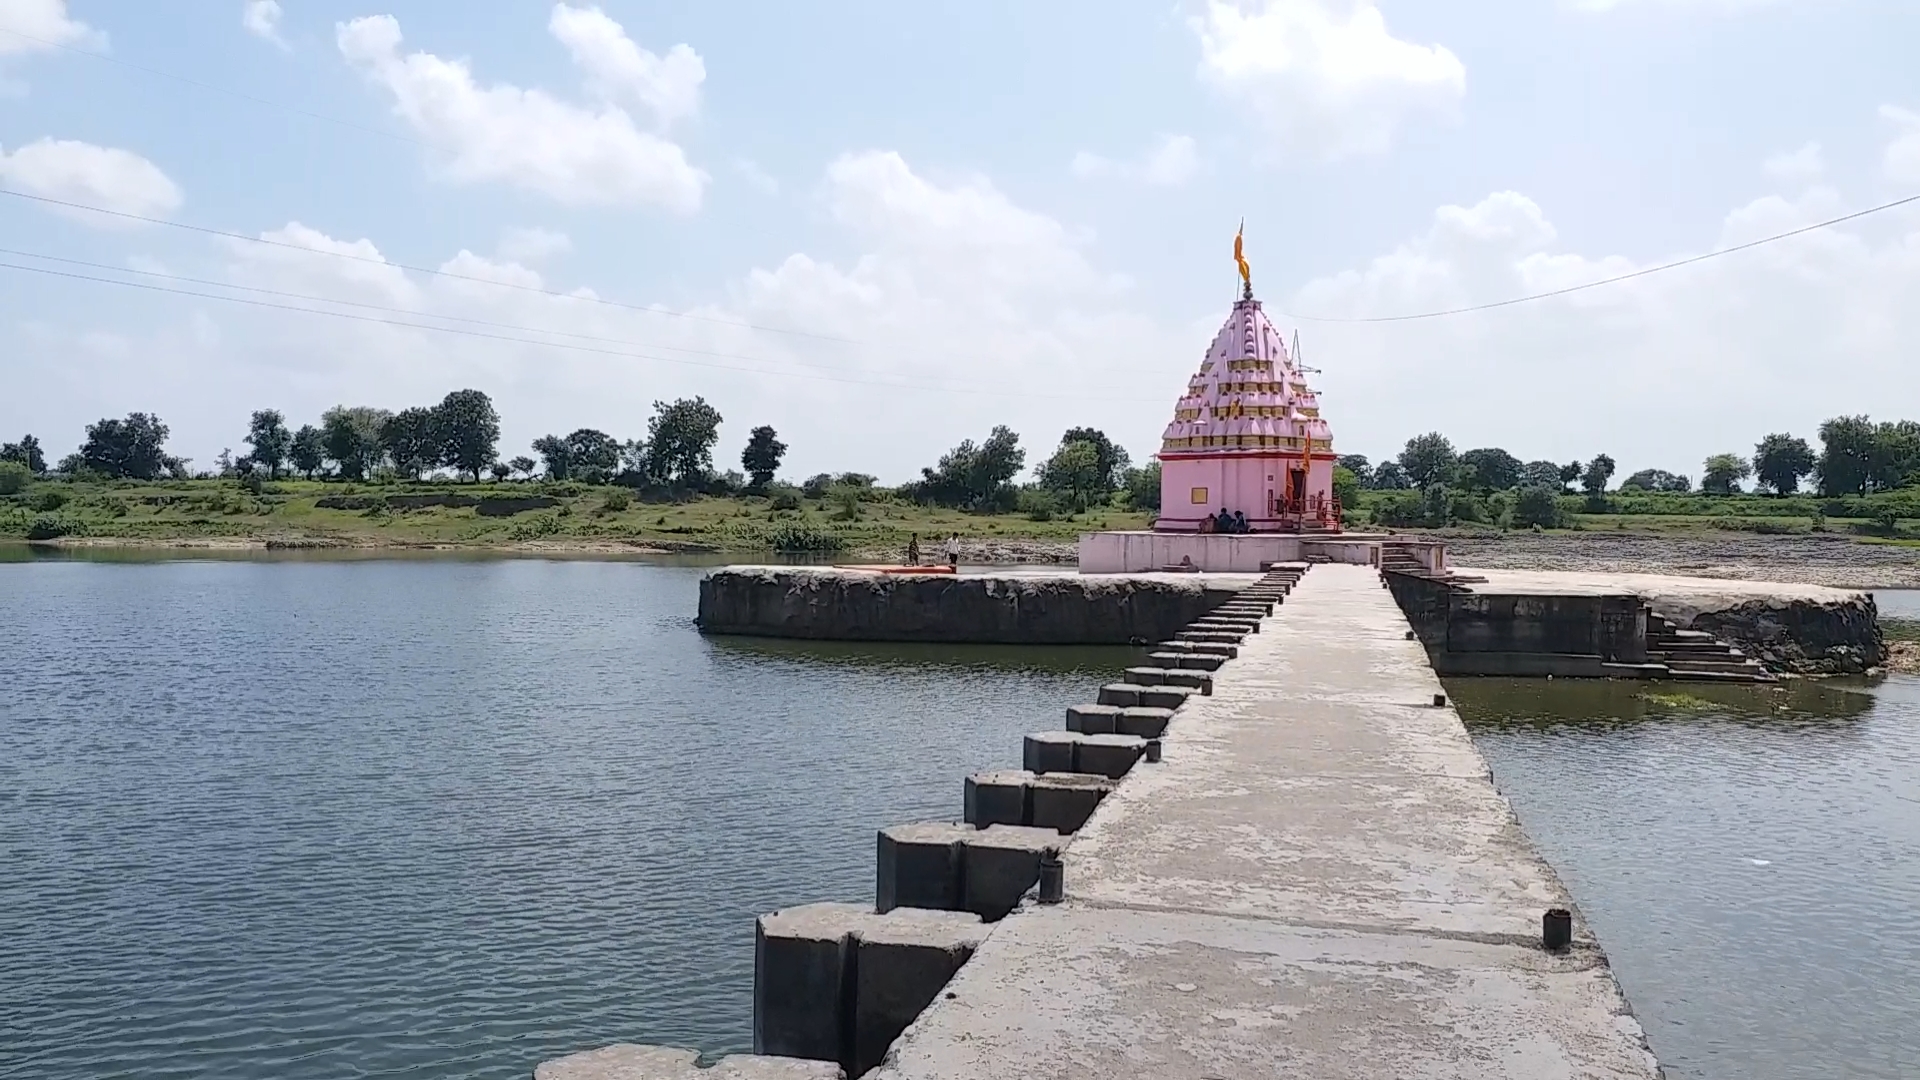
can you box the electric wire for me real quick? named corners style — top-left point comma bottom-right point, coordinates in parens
top-left (0, 258), bottom-right (1166, 402)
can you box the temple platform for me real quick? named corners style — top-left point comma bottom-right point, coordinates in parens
top-left (1077, 530), bottom-right (1445, 575)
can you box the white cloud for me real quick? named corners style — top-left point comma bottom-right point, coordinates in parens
top-left (0, 0), bottom-right (98, 56)
top-left (1883, 106), bottom-right (1920, 185)
top-left (335, 13), bottom-right (706, 211)
top-left (735, 157), bottom-right (780, 195)
top-left (1191, 0), bottom-right (1465, 159)
top-left (1763, 142), bottom-right (1824, 185)
top-left (1564, 0), bottom-right (1781, 11)
top-left (547, 3), bottom-right (704, 128)
top-left (1286, 139), bottom-right (1920, 474)
top-left (1071, 135), bottom-right (1200, 186)
top-left (496, 227), bottom-right (572, 264)
top-left (243, 1), bottom-right (289, 49)
top-left (0, 138), bottom-right (182, 224)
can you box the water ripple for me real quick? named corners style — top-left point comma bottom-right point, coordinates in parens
top-left (0, 559), bottom-right (1129, 1080)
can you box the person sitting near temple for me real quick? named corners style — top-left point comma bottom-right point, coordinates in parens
top-left (1214, 508), bottom-right (1234, 534)
top-left (1233, 510), bottom-right (1249, 534)
top-left (1199, 512), bottom-right (1215, 534)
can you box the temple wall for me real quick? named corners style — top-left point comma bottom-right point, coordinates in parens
top-left (1157, 455), bottom-right (1335, 531)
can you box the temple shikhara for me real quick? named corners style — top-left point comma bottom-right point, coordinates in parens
top-left (1155, 227), bottom-right (1338, 533)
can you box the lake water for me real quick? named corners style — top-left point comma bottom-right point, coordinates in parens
top-left (0, 553), bottom-right (1129, 1079)
top-left (4, 553), bottom-right (1917, 1079)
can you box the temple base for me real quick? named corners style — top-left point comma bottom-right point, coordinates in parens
top-left (1077, 531), bottom-right (1443, 575)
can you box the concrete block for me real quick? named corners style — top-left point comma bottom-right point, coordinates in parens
top-left (1157, 640), bottom-right (1237, 659)
top-left (1162, 669), bottom-right (1213, 694)
top-left (1116, 706), bottom-right (1175, 738)
top-left (851, 912), bottom-right (986, 1077)
top-left (1065, 703), bottom-right (1121, 734)
top-left (534, 1045), bottom-right (844, 1079)
top-left (1029, 772), bottom-right (1116, 833)
top-left (1175, 630), bottom-right (1244, 644)
top-left (1096, 683), bottom-right (1143, 707)
top-left (1121, 666), bottom-right (1170, 686)
top-left (754, 903), bottom-right (862, 1062)
top-left (1138, 685), bottom-right (1197, 710)
top-left (963, 770), bottom-right (1030, 827)
top-left (1022, 730), bottom-right (1078, 774)
top-left (961, 825), bottom-right (1060, 920)
top-left (1173, 652), bottom-right (1225, 671)
top-left (1150, 639), bottom-right (1196, 652)
top-left (1077, 733), bottom-right (1148, 779)
top-left (875, 823), bottom-right (969, 914)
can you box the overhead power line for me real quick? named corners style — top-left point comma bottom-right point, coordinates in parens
top-left (1278, 191), bottom-right (1920, 324)
top-left (0, 258), bottom-right (1165, 403)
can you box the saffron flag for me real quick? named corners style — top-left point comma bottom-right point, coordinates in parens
top-left (1234, 221), bottom-right (1251, 286)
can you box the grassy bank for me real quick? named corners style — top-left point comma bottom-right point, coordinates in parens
top-left (0, 477), bottom-right (1149, 556)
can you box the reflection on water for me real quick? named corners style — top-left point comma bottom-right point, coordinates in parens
top-left (0, 558), bottom-right (1122, 1080)
top-left (1454, 676), bottom-right (1920, 1080)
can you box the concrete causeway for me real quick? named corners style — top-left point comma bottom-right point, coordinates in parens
top-left (865, 564), bottom-right (1663, 1080)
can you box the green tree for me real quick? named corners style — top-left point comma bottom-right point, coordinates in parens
top-left (1336, 454), bottom-right (1372, 487)
top-left (1397, 432), bottom-right (1458, 488)
top-left (532, 435), bottom-right (572, 480)
top-left (1581, 454), bottom-right (1616, 496)
top-left (489, 462), bottom-right (512, 482)
top-left (1039, 439), bottom-right (1104, 510)
top-left (1458, 447), bottom-right (1521, 492)
top-left (1371, 461), bottom-right (1411, 489)
top-left (433, 389), bottom-right (500, 481)
top-left (381, 407), bottom-right (441, 479)
top-left (244, 409), bottom-right (292, 478)
top-left (911, 426), bottom-right (1026, 510)
top-left (1124, 461), bottom-right (1161, 511)
top-left (1058, 426), bottom-right (1131, 496)
top-left (1557, 461), bottom-right (1583, 492)
top-left (646, 396), bottom-right (724, 488)
top-left (81, 413), bottom-right (172, 480)
top-left (289, 425), bottom-right (325, 479)
top-left (1752, 433), bottom-right (1816, 494)
top-left (1, 434), bottom-right (46, 474)
top-left (565, 429), bottom-right (623, 483)
top-left (1520, 459), bottom-right (1562, 489)
top-left (1700, 453), bottom-right (1752, 495)
top-left (508, 455), bottom-right (538, 480)
top-left (1331, 465), bottom-right (1361, 512)
top-left (741, 425), bottom-right (787, 492)
top-left (1620, 468), bottom-right (1689, 492)
top-left (1871, 420), bottom-right (1920, 491)
top-left (320, 406), bottom-right (391, 480)
top-left (1513, 485), bottom-right (1563, 528)
top-left (1817, 415), bottom-right (1875, 495)
top-left (0, 460), bottom-right (29, 495)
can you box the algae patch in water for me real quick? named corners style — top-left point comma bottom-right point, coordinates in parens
top-left (1639, 691), bottom-right (1719, 710)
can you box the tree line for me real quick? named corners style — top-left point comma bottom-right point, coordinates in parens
top-left (0, 398), bottom-right (1159, 517)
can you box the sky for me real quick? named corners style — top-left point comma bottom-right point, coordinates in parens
top-left (1, 0), bottom-right (1917, 483)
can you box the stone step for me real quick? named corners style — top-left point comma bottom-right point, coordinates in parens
top-left (754, 903), bottom-right (984, 1076)
top-left (1146, 651), bottom-right (1224, 671)
top-left (1174, 630), bottom-right (1245, 644)
top-left (1189, 618), bottom-right (1259, 633)
top-left (1663, 657), bottom-right (1768, 674)
top-left (1152, 640), bottom-right (1238, 659)
top-left (1097, 682), bottom-right (1199, 710)
top-left (1023, 731), bottom-right (1150, 779)
top-left (875, 821), bottom-right (1061, 921)
top-left (1066, 703), bottom-right (1175, 738)
top-left (1668, 668), bottom-right (1776, 684)
top-left (964, 769), bottom-right (1115, 833)
top-left (1599, 662), bottom-right (1670, 680)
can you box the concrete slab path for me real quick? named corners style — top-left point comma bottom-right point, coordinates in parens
top-left (867, 564), bottom-right (1663, 1080)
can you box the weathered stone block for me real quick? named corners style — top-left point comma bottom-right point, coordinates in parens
top-left (1077, 733), bottom-right (1147, 779)
top-left (851, 912), bottom-right (986, 1077)
top-left (963, 770), bottom-right (1029, 827)
top-left (1022, 731), bottom-right (1078, 774)
top-left (1096, 683), bottom-right (1143, 707)
top-left (1122, 666), bottom-right (1170, 686)
top-left (754, 903), bottom-right (861, 1062)
top-left (1066, 703), bottom-right (1121, 734)
top-left (1029, 772), bottom-right (1116, 833)
top-left (875, 823), bottom-right (969, 914)
top-left (1116, 706), bottom-right (1175, 738)
top-left (1139, 685), bottom-right (1197, 710)
top-left (961, 825), bottom-right (1060, 920)
top-left (535, 1045), bottom-right (842, 1079)
top-left (1162, 670), bottom-right (1213, 694)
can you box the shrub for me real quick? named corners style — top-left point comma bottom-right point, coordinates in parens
top-left (767, 520), bottom-right (844, 553)
top-left (768, 485), bottom-right (803, 512)
top-left (239, 473), bottom-right (265, 496)
top-left (1018, 486), bottom-right (1060, 522)
top-left (601, 488), bottom-right (631, 513)
top-left (1512, 485), bottom-right (1563, 529)
top-left (507, 513), bottom-right (566, 540)
top-left (827, 483), bottom-right (864, 521)
top-left (25, 515), bottom-right (78, 541)
top-left (0, 461), bottom-right (28, 495)
top-left (30, 488), bottom-right (70, 512)
top-left (800, 473), bottom-right (834, 499)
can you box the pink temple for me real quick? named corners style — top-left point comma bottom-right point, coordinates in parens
top-left (1155, 292), bottom-right (1339, 533)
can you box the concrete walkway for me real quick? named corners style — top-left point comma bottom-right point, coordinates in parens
top-left (868, 564), bottom-right (1663, 1079)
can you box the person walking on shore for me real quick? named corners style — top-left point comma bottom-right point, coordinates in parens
top-left (945, 534), bottom-right (960, 568)
top-left (906, 534), bottom-right (921, 566)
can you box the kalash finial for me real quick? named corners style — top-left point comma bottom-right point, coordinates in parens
top-left (1234, 219), bottom-right (1253, 301)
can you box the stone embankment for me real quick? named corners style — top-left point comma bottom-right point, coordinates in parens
top-left (696, 567), bottom-right (1250, 645)
top-left (1432, 530), bottom-right (1920, 589)
top-left (541, 564), bottom-right (1663, 1079)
